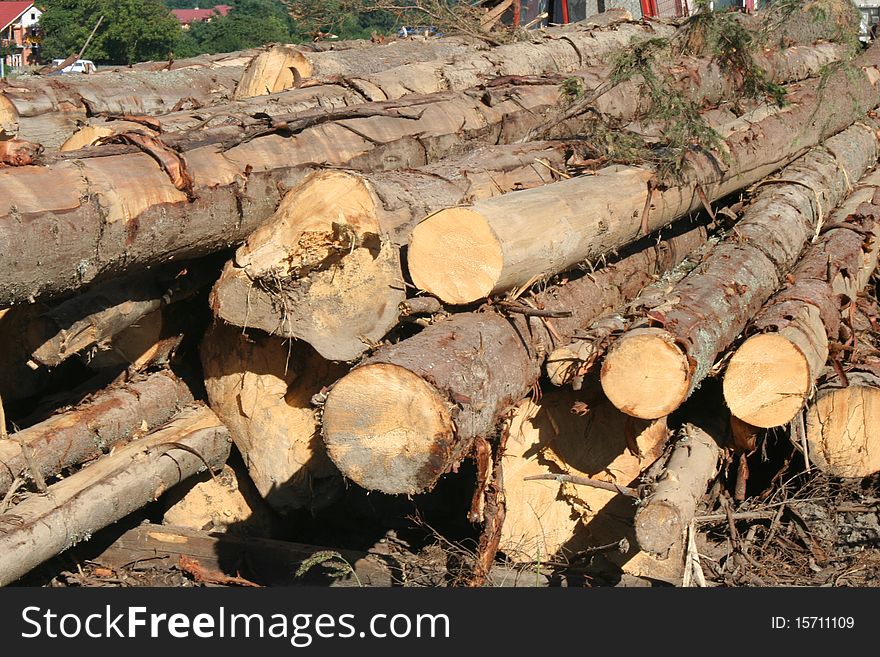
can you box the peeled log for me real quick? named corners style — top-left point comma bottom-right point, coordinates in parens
top-left (0, 78), bottom-right (589, 307)
top-left (200, 322), bottom-right (347, 513)
top-left (322, 223), bottom-right (707, 495)
top-left (724, 178), bottom-right (880, 428)
top-left (407, 44), bottom-right (880, 305)
top-left (634, 423), bottom-right (723, 559)
top-left (601, 120), bottom-right (880, 419)
top-left (0, 404), bottom-right (230, 587)
top-left (500, 388), bottom-right (668, 563)
top-left (210, 142), bottom-right (567, 361)
top-left (0, 369), bottom-right (194, 496)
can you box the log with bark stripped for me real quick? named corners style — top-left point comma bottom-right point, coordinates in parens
top-left (321, 222), bottom-right (707, 495)
top-left (0, 404), bottom-right (231, 586)
top-left (600, 120), bottom-right (880, 419)
top-left (0, 79), bottom-right (589, 307)
top-left (406, 44), bottom-right (880, 305)
top-left (200, 322), bottom-right (348, 513)
top-left (0, 369), bottom-right (194, 496)
top-left (209, 142), bottom-right (568, 361)
top-left (723, 176), bottom-right (880, 428)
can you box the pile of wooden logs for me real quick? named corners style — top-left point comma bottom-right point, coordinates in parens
top-left (1, 4), bottom-right (878, 587)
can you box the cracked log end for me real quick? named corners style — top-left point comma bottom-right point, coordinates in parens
top-left (805, 373), bottom-right (880, 478)
top-left (600, 327), bottom-right (690, 420)
top-left (233, 46), bottom-right (312, 100)
top-left (0, 93), bottom-right (18, 135)
top-left (322, 363), bottom-right (455, 495)
top-left (408, 207), bottom-right (503, 305)
top-left (724, 332), bottom-right (814, 428)
top-left (60, 125), bottom-right (122, 151)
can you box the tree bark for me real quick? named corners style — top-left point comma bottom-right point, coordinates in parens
top-left (406, 44), bottom-right (880, 305)
top-left (209, 142), bottom-right (568, 361)
top-left (0, 369), bottom-right (194, 496)
top-left (600, 120), bottom-right (880, 419)
top-left (724, 179), bottom-right (880, 428)
top-left (500, 387), bottom-right (668, 563)
top-left (321, 223), bottom-right (707, 495)
top-left (0, 77), bottom-right (609, 308)
top-left (0, 404), bottom-right (230, 587)
top-left (634, 423), bottom-right (723, 559)
top-left (200, 322), bottom-right (348, 514)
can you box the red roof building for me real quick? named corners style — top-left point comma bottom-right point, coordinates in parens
top-left (1, 2), bottom-right (42, 68)
top-left (172, 5), bottom-right (232, 27)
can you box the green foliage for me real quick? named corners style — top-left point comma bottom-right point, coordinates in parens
top-left (174, 0), bottom-right (299, 56)
top-left (295, 550), bottom-right (362, 585)
top-left (40, 0), bottom-right (181, 65)
top-left (561, 77), bottom-right (585, 101)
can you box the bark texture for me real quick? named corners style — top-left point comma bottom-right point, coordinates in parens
top-left (322, 223), bottom-right (707, 494)
top-left (210, 142), bottom-right (568, 361)
top-left (0, 370), bottom-right (195, 495)
top-left (601, 120), bottom-right (880, 419)
top-left (0, 404), bottom-right (231, 587)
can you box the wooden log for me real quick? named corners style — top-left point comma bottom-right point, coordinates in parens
top-left (634, 423), bottom-right (723, 559)
top-left (500, 387), bottom-right (668, 563)
top-left (200, 322), bottom-right (347, 513)
top-left (28, 260), bottom-right (219, 368)
top-left (321, 222), bottom-right (708, 495)
top-left (406, 44), bottom-right (880, 305)
top-left (0, 404), bottom-right (231, 586)
top-left (209, 142), bottom-right (568, 361)
top-left (724, 178), bottom-right (880, 428)
top-left (0, 79), bottom-right (596, 307)
top-left (600, 120), bottom-right (880, 419)
top-left (0, 369), bottom-right (195, 496)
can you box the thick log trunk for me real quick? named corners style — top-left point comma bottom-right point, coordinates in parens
top-left (200, 322), bottom-right (347, 513)
top-left (321, 223), bottom-right (707, 495)
top-left (28, 260), bottom-right (219, 368)
top-left (500, 387), bottom-right (668, 563)
top-left (0, 404), bottom-right (230, 586)
top-left (634, 423), bottom-right (723, 559)
top-left (600, 121), bottom-right (880, 419)
top-left (0, 79), bottom-right (595, 307)
top-left (210, 142), bottom-right (568, 361)
top-left (724, 179), bottom-right (880, 428)
top-left (0, 369), bottom-right (194, 496)
top-left (406, 44), bottom-right (880, 305)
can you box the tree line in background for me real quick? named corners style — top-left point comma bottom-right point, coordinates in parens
top-left (36, 0), bottom-right (417, 65)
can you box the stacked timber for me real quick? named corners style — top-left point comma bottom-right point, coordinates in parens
top-left (1, 7), bottom-right (879, 588)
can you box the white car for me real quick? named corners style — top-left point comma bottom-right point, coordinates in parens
top-left (51, 59), bottom-right (97, 74)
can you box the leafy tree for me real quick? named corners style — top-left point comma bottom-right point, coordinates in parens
top-left (40, 0), bottom-right (182, 64)
top-left (174, 0), bottom-right (300, 55)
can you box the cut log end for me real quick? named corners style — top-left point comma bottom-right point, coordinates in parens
top-left (322, 363), bottom-right (454, 495)
top-left (232, 46), bottom-right (312, 100)
top-left (0, 93), bottom-right (18, 133)
top-left (408, 207), bottom-right (503, 305)
top-left (806, 380), bottom-right (880, 478)
top-left (634, 502), bottom-right (684, 557)
top-left (724, 333), bottom-right (812, 428)
top-left (600, 328), bottom-right (690, 420)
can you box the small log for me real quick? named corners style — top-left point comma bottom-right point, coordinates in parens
top-left (406, 44), bottom-right (880, 305)
top-left (0, 404), bottom-right (231, 586)
top-left (209, 142), bottom-right (567, 361)
top-left (29, 260), bottom-right (219, 368)
top-left (200, 322), bottom-right (348, 513)
top-left (601, 120), bottom-right (880, 419)
top-left (724, 177), bottom-right (880, 428)
top-left (0, 369), bottom-right (195, 496)
top-left (322, 222), bottom-right (707, 495)
top-left (500, 387), bottom-right (668, 563)
top-left (634, 423), bottom-right (723, 559)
